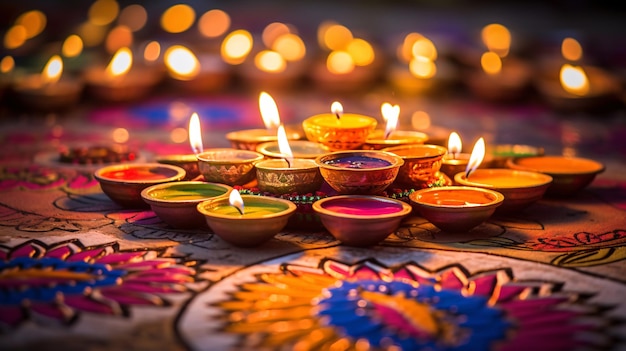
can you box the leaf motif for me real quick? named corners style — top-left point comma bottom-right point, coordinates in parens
top-left (466, 237), bottom-right (520, 248)
top-left (551, 246), bottom-right (626, 267)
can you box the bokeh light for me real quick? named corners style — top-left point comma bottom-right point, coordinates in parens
top-left (161, 4), bottom-right (196, 33)
top-left (198, 9), bottom-right (230, 38)
top-left (118, 4), bottom-right (147, 32)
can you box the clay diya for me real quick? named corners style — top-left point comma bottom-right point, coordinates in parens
top-left (256, 140), bottom-right (329, 159)
top-left (313, 195), bottom-right (412, 246)
top-left (255, 158), bottom-right (323, 195)
top-left (197, 190), bottom-right (297, 247)
top-left (363, 130), bottom-right (429, 150)
top-left (196, 148), bottom-right (264, 186)
top-left (315, 150), bottom-right (404, 195)
top-left (409, 186), bottom-right (504, 232)
top-left (156, 154), bottom-right (200, 181)
top-left (94, 163), bottom-right (186, 208)
top-left (141, 181), bottom-right (232, 229)
top-left (488, 144), bottom-right (545, 168)
top-left (506, 156), bottom-right (604, 196)
top-left (454, 169), bottom-right (553, 213)
top-left (382, 144), bottom-right (448, 188)
top-left (226, 127), bottom-right (302, 151)
top-left (302, 102), bottom-right (377, 151)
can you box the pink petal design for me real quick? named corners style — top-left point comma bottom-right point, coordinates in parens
top-left (494, 285), bottom-right (529, 302)
top-left (45, 245), bottom-right (73, 260)
top-left (117, 259), bottom-right (175, 270)
top-left (0, 249), bottom-right (7, 261)
top-left (63, 295), bottom-right (118, 315)
top-left (66, 247), bottom-right (106, 262)
top-left (397, 265), bottom-right (438, 285)
top-left (513, 310), bottom-right (583, 329)
top-left (499, 297), bottom-right (569, 314)
top-left (99, 288), bottom-right (164, 306)
top-left (67, 174), bottom-right (99, 189)
top-left (119, 282), bottom-right (187, 293)
top-left (438, 269), bottom-right (467, 290)
top-left (470, 274), bottom-right (498, 296)
top-left (124, 274), bottom-right (194, 284)
top-left (0, 305), bottom-right (25, 327)
top-left (95, 251), bottom-right (148, 265)
top-left (133, 267), bottom-right (196, 277)
top-left (30, 302), bottom-right (72, 321)
top-left (9, 243), bottom-right (39, 259)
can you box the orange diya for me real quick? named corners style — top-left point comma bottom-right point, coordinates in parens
top-left (441, 133), bottom-right (494, 180)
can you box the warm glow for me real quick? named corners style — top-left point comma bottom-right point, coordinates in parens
top-left (62, 35), bottom-right (83, 58)
top-left (144, 41), bottom-right (161, 62)
top-left (42, 55), bottom-right (63, 85)
top-left (409, 56), bottom-right (437, 79)
top-left (331, 101), bottom-right (343, 119)
top-left (259, 92), bottom-right (281, 130)
top-left (229, 189), bottom-right (245, 215)
top-left (198, 9), bottom-right (230, 38)
top-left (189, 112), bottom-right (203, 154)
top-left (411, 37), bottom-right (437, 61)
top-left (4, 25), bottom-right (27, 49)
top-left (561, 37), bottom-right (583, 61)
top-left (105, 25), bottom-right (133, 54)
top-left (170, 128), bottom-right (188, 143)
top-left (347, 38), bottom-right (374, 66)
top-left (161, 4), bottom-right (196, 33)
top-left (16, 10), bottom-right (47, 39)
top-left (322, 23), bottom-right (353, 51)
top-left (254, 50), bottom-right (286, 73)
top-left (263, 22), bottom-right (291, 48)
top-left (327, 51), bottom-right (354, 74)
top-left (118, 4), bottom-right (147, 32)
top-left (106, 47), bottom-right (132, 78)
top-left (399, 32), bottom-right (424, 63)
top-left (381, 103), bottom-right (400, 139)
top-left (481, 23), bottom-right (511, 57)
top-left (559, 64), bottom-right (589, 96)
top-left (221, 30), bottom-right (253, 65)
top-left (77, 22), bottom-right (106, 47)
top-left (88, 0), bottom-right (120, 26)
top-left (447, 132), bottom-right (462, 156)
top-left (411, 111), bottom-right (431, 130)
top-left (1, 56), bottom-right (14, 74)
top-left (112, 128), bottom-right (129, 143)
top-left (466, 137), bottom-right (486, 178)
top-left (277, 125), bottom-right (294, 165)
top-left (273, 33), bottom-right (306, 62)
top-left (481, 51), bottom-right (502, 75)
top-left (164, 45), bottom-right (200, 80)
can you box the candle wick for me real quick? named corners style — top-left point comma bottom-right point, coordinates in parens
top-left (465, 168), bottom-right (473, 179)
top-left (284, 158), bottom-right (291, 168)
top-left (232, 205), bottom-right (244, 215)
top-left (335, 113), bottom-right (341, 120)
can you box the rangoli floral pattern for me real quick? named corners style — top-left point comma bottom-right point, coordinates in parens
top-left (216, 258), bottom-right (610, 350)
top-left (0, 240), bottom-right (199, 330)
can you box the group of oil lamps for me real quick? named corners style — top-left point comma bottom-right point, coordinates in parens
top-left (92, 91), bottom-right (606, 247)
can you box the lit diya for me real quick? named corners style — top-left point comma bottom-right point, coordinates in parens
top-left (141, 181), bottom-right (232, 229)
top-left (12, 55), bottom-right (83, 111)
top-left (440, 133), bottom-right (494, 180)
top-left (255, 124), bottom-right (323, 195)
top-left (454, 140), bottom-right (553, 213)
top-left (196, 148), bottom-right (263, 186)
top-left (226, 92), bottom-right (301, 150)
top-left (197, 189), bottom-right (297, 247)
top-left (507, 155), bottom-right (604, 196)
top-left (83, 47), bottom-right (162, 103)
top-left (156, 112), bottom-right (203, 180)
top-left (312, 195), bottom-right (412, 246)
top-left (302, 101), bottom-right (377, 151)
top-left (363, 102), bottom-right (428, 150)
top-left (409, 186), bottom-right (504, 232)
top-left (94, 163), bottom-right (186, 208)
top-left (315, 150), bottom-right (403, 195)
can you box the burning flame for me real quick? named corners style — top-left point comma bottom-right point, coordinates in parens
top-left (381, 102), bottom-right (400, 139)
top-left (561, 37), bottom-right (582, 62)
top-left (559, 63), bottom-right (589, 96)
top-left (277, 125), bottom-right (294, 167)
top-left (465, 137), bottom-right (485, 178)
top-left (42, 55), bottom-right (63, 84)
top-left (188, 112), bottom-right (203, 154)
top-left (448, 132), bottom-right (462, 158)
top-left (229, 189), bottom-right (245, 215)
top-left (106, 47), bottom-right (132, 78)
top-left (164, 45), bottom-right (200, 80)
top-left (331, 101), bottom-right (343, 120)
top-left (259, 92), bottom-right (281, 130)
